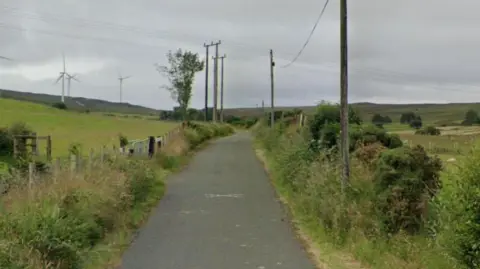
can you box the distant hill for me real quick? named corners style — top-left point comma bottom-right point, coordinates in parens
top-left (224, 102), bottom-right (480, 124)
top-left (2, 89), bottom-right (478, 124)
top-left (0, 89), bottom-right (163, 115)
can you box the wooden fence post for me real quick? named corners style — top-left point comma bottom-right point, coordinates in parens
top-left (46, 136), bottom-right (52, 161)
top-left (28, 162), bottom-right (35, 189)
top-left (31, 132), bottom-right (38, 156)
top-left (148, 136), bottom-right (155, 158)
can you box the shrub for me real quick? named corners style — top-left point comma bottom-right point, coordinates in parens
top-left (436, 145), bottom-right (480, 268)
top-left (461, 109), bottom-right (480, 126)
top-left (309, 102), bottom-right (362, 141)
top-left (400, 112), bottom-right (418, 124)
top-left (0, 123), bottom-right (35, 169)
top-left (0, 128), bottom-right (12, 156)
top-left (52, 102), bottom-right (67, 110)
top-left (118, 133), bottom-right (129, 148)
top-left (409, 116), bottom-right (423, 129)
top-left (354, 142), bottom-right (387, 166)
top-left (373, 145), bottom-right (442, 234)
top-left (68, 142), bottom-right (82, 156)
top-left (350, 124), bottom-right (403, 151)
top-left (372, 114), bottom-right (392, 126)
top-left (415, 126), bottom-right (441, 136)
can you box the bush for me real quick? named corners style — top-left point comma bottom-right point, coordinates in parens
top-left (436, 145), bottom-right (480, 268)
top-left (415, 126), bottom-right (441, 136)
top-left (309, 102), bottom-right (362, 141)
top-left (400, 112), bottom-right (417, 124)
top-left (0, 128), bottom-right (12, 156)
top-left (52, 102), bottom-right (67, 110)
top-left (409, 117), bottom-right (423, 129)
top-left (373, 145), bottom-right (442, 234)
top-left (118, 133), bottom-right (129, 148)
top-left (350, 124), bottom-right (403, 151)
top-left (461, 109), bottom-right (480, 126)
top-left (0, 122), bottom-right (34, 159)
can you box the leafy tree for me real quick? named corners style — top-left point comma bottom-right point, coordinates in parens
top-left (462, 109), bottom-right (479, 126)
top-left (384, 116), bottom-right (392, 123)
top-left (372, 113), bottom-right (391, 128)
top-left (309, 102), bottom-right (362, 141)
top-left (400, 112), bottom-right (417, 124)
top-left (156, 49), bottom-right (204, 121)
top-left (410, 116), bottom-right (423, 129)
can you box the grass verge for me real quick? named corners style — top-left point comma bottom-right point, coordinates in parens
top-left (0, 122), bottom-right (234, 269)
top-left (253, 122), bottom-right (462, 269)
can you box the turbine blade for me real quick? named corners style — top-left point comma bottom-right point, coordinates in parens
top-left (124, 75), bottom-right (132, 80)
top-left (0, 56), bottom-right (12, 61)
top-left (54, 74), bottom-right (63, 84)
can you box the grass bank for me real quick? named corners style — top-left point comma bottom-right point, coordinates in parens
top-left (0, 122), bottom-right (234, 269)
top-left (0, 98), bottom-right (177, 156)
top-left (253, 118), bottom-right (469, 269)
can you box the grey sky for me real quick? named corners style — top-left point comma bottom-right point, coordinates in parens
top-left (0, 0), bottom-right (479, 110)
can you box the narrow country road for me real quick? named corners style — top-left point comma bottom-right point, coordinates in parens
top-left (119, 132), bottom-right (316, 269)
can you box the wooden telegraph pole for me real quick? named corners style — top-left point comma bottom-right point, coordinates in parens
top-left (203, 42), bottom-right (213, 121)
top-left (219, 54), bottom-right (226, 122)
top-left (212, 41), bottom-right (221, 122)
top-left (340, 0), bottom-right (349, 187)
top-left (270, 49), bottom-right (275, 128)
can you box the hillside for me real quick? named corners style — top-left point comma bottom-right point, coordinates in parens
top-left (224, 102), bottom-right (480, 124)
top-left (2, 89), bottom-right (479, 124)
top-left (0, 98), bottom-right (177, 157)
top-left (0, 89), bottom-right (163, 115)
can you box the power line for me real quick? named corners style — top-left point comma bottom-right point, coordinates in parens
top-left (0, 4), bottom-right (295, 57)
top-left (280, 0), bottom-right (330, 68)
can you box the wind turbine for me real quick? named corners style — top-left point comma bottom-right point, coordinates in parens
top-left (66, 73), bottom-right (79, 97)
top-left (118, 72), bottom-right (131, 103)
top-left (54, 53), bottom-right (67, 103)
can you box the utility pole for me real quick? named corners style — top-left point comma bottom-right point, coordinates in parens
top-left (203, 42), bottom-right (214, 121)
top-left (340, 0), bottom-right (349, 187)
top-left (218, 54), bottom-right (226, 122)
top-left (212, 41), bottom-right (221, 122)
top-left (269, 49), bottom-right (275, 128)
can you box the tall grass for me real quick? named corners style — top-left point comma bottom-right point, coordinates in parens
top-left (254, 123), bottom-right (464, 269)
top-left (0, 122), bottom-right (234, 269)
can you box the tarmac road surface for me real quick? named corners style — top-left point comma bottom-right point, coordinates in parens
top-left (119, 132), bottom-right (316, 269)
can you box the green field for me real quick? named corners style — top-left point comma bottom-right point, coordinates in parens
top-left (0, 98), bottom-right (177, 157)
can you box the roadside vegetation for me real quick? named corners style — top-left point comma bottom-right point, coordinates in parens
top-left (254, 102), bottom-right (479, 269)
top-left (0, 120), bottom-right (234, 269)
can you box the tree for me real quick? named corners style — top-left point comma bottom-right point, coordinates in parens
top-left (410, 116), bottom-right (423, 129)
top-left (156, 49), bottom-right (204, 121)
top-left (462, 109), bottom-right (479, 126)
top-left (400, 112), bottom-right (417, 124)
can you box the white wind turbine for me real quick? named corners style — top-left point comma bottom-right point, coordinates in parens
top-left (66, 73), bottom-right (79, 97)
top-left (54, 53), bottom-right (68, 103)
top-left (118, 72), bottom-right (132, 103)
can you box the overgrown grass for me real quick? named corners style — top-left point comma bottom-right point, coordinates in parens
top-left (0, 122), bottom-right (234, 269)
top-left (254, 123), bottom-right (465, 269)
top-left (0, 98), bottom-right (177, 157)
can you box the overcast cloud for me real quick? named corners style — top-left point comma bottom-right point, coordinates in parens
top-left (0, 0), bottom-right (479, 110)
